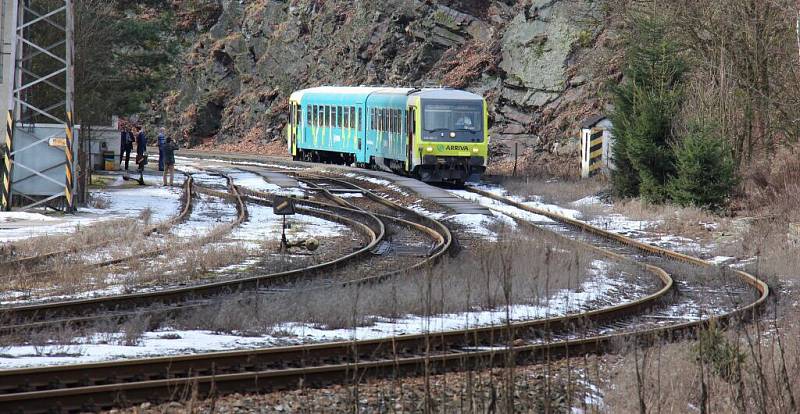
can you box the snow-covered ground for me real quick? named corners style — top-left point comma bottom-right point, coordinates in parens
top-left (450, 184), bottom-right (720, 257)
top-left (0, 259), bottom-right (648, 369)
top-left (340, 172), bottom-right (411, 197)
top-left (0, 174), bottom-right (184, 243)
top-left (230, 202), bottom-right (349, 250)
top-left (175, 156), bottom-right (306, 171)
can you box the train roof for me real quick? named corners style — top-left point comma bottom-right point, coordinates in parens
top-left (290, 86), bottom-right (483, 102)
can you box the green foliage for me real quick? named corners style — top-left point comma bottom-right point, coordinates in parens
top-left (692, 326), bottom-right (746, 383)
top-left (668, 124), bottom-right (736, 210)
top-left (609, 14), bottom-right (686, 202)
top-left (75, 0), bottom-right (178, 125)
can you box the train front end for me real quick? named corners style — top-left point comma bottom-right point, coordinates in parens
top-left (409, 90), bottom-right (489, 185)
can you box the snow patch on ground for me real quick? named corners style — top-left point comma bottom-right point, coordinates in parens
top-left (455, 185), bottom-right (582, 220)
top-left (228, 170), bottom-right (305, 197)
top-left (445, 212), bottom-right (515, 241)
top-left (341, 172), bottom-right (411, 197)
top-left (230, 202), bottom-right (348, 246)
top-left (0, 178), bottom-right (183, 242)
top-left (0, 212), bottom-right (60, 223)
top-left (175, 156), bottom-right (305, 171)
top-left (571, 195), bottom-right (608, 207)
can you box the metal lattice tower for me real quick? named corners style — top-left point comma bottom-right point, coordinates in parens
top-left (1, 0), bottom-right (75, 212)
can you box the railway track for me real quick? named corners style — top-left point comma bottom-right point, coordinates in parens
top-left (0, 157), bottom-right (769, 412)
top-left (0, 185), bottom-right (384, 332)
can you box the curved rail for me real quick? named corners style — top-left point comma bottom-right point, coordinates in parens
top-left (0, 185), bottom-right (383, 329)
top-left (465, 186), bottom-right (769, 323)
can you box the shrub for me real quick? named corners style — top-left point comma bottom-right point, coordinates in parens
top-left (692, 327), bottom-right (746, 383)
top-left (668, 125), bottom-right (736, 210)
top-left (610, 13), bottom-right (686, 202)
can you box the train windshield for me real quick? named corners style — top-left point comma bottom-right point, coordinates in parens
top-left (422, 101), bottom-right (483, 142)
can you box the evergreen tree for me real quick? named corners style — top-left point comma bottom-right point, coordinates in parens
top-left (75, 0), bottom-right (177, 125)
top-left (668, 124), bottom-right (736, 210)
top-left (609, 15), bottom-right (686, 202)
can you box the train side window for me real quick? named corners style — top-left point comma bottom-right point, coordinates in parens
top-left (338, 106), bottom-right (343, 128)
top-left (343, 107), bottom-right (349, 129)
top-left (331, 106), bottom-right (337, 128)
top-left (358, 108), bottom-right (362, 131)
top-left (307, 106), bottom-right (311, 126)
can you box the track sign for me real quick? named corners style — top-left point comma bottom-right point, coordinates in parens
top-left (273, 196), bottom-right (296, 216)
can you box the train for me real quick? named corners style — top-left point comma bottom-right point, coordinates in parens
top-left (287, 87), bottom-right (489, 185)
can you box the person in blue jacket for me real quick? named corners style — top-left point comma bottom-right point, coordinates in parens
top-left (157, 127), bottom-right (166, 171)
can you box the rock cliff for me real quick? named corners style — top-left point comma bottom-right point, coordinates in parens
top-left (164, 0), bottom-right (620, 175)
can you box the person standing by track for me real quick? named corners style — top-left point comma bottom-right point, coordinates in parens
top-left (157, 127), bottom-right (166, 171)
top-left (162, 135), bottom-right (178, 186)
top-left (119, 125), bottom-right (133, 171)
top-left (134, 126), bottom-right (148, 185)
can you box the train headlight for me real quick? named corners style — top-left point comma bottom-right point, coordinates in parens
top-left (472, 147), bottom-right (479, 153)
top-left (426, 146), bottom-right (433, 152)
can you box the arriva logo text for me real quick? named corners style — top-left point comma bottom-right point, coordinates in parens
top-left (445, 145), bottom-right (469, 151)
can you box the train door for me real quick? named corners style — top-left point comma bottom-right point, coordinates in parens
top-left (406, 105), bottom-right (416, 172)
top-left (289, 101), bottom-right (300, 160)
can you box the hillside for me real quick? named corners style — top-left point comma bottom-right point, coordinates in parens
top-left (162, 0), bottom-right (620, 175)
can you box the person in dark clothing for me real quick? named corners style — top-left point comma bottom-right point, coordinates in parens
top-left (162, 136), bottom-right (179, 186)
top-left (119, 126), bottom-right (133, 171)
top-left (157, 127), bottom-right (166, 171)
top-left (134, 126), bottom-right (148, 185)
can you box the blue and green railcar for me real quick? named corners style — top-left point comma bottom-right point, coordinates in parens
top-left (287, 86), bottom-right (488, 184)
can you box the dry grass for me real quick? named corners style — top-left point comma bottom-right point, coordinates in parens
top-left (2, 217), bottom-right (142, 262)
top-left (0, 237), bottom-right (255, 301)
top-left (603, 312), bottom-right (800, 413)
top-left (176, 233), bottom-right (640, 335)
top-left (496, 175), bottom-right (608, 205)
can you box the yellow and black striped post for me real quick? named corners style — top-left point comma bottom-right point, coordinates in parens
top-left (64, 111), bottom-right (75, 213)
top-left (1, 110), bottom-right (13, 211)
top-left (587, 129), bottom-right (604, 176)
top-left (581, 127), bottom-right (606, 178)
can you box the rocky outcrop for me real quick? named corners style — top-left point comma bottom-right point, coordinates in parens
top-left (163, 0), bottom-right (621, 175)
